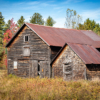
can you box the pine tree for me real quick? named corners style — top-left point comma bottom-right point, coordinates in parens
top-left (77, 18), bottom-right (100, 36)
top-left (30, 13), bottom-right (44, 25)
top-left (45, 16), bottom-right (56, 26)
top-left (5, 20), bottom-right (11, 30)
top-left (0, 12), bottom-right (5, 60)
top-left (17, 16), bottom-right (25, 28)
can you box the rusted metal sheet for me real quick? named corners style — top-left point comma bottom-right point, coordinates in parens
top-left (26, 23), bottom-right (100, 48)
top-left (81, 30), bottom-right (100, 41)
top-left (68, 43), bottom-right (100, 64)
top-left (6, 23), bottom-right (100, 48)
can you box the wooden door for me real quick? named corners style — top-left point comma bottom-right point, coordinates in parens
top-left (40, 61), bottom-right (50, 78)
top-left (30, 60), bottom-right (38, 78)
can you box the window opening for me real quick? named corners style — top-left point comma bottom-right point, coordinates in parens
top-left (14, 61), bottom-right (17, 69)
top-left (25, 36), bottom-right (28, 42)
top-left (23, 47), bottom-right (30, 56)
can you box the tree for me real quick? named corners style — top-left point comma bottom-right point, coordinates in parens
top-left (3, 18), bottom-right (18, 68)
top-left (0, 12), bottom-right (5, 60)
top-left (45, 16), bottom-right (56, 26)
top-left (78, 18), bottom-right (96, 30)
top-left (3, 29), bottom-right (12, 46)
top-left (3, 29), bottom-right (12, 67)
top-left (30, 13), bottom-right (44, 25)
top-left (17, 16), bottom-right (25, 28)
top-left (65, 8), bottom-right (82, 29)
top-left (77, 18), bottom-right (100, 36)
top-left (10, 18), bottom-right (18, 35)
top-left (5, 20), bottom-right (11, 30)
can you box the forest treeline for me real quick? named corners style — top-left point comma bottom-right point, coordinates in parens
top-left (0, 9), bottom-right (100, 68)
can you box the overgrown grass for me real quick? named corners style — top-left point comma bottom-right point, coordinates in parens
top-left (0, 71), bottom-right (100, 100)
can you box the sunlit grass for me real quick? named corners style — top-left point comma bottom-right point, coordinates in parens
top-left (0, 70), bottom-right (100, 100)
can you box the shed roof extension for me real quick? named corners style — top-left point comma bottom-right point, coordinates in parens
top-left (6, 23), bottom-right (100, 48)
top-left (51, 43), bottom-right (100, 65)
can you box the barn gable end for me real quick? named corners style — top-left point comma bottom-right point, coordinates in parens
top-left (7, 25), bottom-right (51, 78)
top-left (52, 44), bottom-right (86, 80)
top-left (52, 43), bottom-right (100, 80)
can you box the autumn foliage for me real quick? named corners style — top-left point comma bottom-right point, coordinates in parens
top-left (2, 18), bottom-right (18, 68)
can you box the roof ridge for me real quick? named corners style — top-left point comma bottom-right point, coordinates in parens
top-left (25, 22), bottom-right (77, 30)
top-left (67, 42), bottom-right (92, 46)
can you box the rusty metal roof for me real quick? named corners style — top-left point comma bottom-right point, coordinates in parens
top-left (26, 23), bottom-right (100, 48)
top-left (81, 30), bottom-right (100, 41)
top-left (6, 23), bottom-right (100, 48)
top-left (68, 43), bottom-right (100, 64)
top-left (51, 43), bottom-right (100, 65)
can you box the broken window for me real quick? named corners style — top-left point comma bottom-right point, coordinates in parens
top-left (63, 64), bottom-right (72, 72)
top-left (14, 61), bottom-right (17, 69)
top-left (23, 47), bottom-right (30, 56)
top-left (24, 35), bottom-right (29, 42)
top-left (63, 63), bottom-right (72, 80)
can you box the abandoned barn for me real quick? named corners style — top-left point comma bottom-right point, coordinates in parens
top-left (6, 23), bottom-right (100, 80)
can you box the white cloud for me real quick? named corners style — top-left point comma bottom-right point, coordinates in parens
top-left (22, 6), bottom-right (39, 10)
top-left (53, 18), bottom-right (65, 28)
top-left (12, 2), bottom-right (25, 6)
top-left (80, 9), bottom-right (100, 23)
top-left (54, 7), bottom-right (64, 10)
top-left (40, 3), bottom-right (49, 7)
top-left (27, 1), bottom-right (40, 5)
top-left (62, 0), bottom-right (84, 4)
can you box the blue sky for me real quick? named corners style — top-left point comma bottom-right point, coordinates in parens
top-left (0, 0), bottom-right (100, 28)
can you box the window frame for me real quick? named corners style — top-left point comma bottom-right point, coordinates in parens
top-left (13, 61), bottom-right (17, 69)
top-left (24, 35), bottom-right (29, 42)
top-left (63, 63), bottom-right (72, 73)
top-left (23, 46), bottom-right (30, 56)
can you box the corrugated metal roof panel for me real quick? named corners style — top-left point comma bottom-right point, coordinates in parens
top-left (81, 30), bottom-right (100, 41)
top-left (68, 43), bottom-right (100, 64)
top-left (26, 23), bottom-right (100, 48)
top-left (6, 23), bottom-right (100, 48)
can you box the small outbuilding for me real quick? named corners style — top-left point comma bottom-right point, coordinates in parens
top-left (51, 43), bottom-right (100, 80)
top-left (6, 23), bottom-right (100, 80)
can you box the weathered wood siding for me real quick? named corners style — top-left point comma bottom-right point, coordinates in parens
top-left (52, 45), bottom-right (86, 80)
top-left (7, 26), bottom-right (51, 77)
top-left (86, 64), bottom-right (100, 80)
top-left (50, 46), bottom-right (61, 61)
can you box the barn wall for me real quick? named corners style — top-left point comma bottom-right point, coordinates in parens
top-left (86, 64), bottom-right (100, 80)
top-left (7, 26), bottom-right (51, 77)
top-left (52, 45), bottom-right (86, 80)
top-left (50, 46), bottom-right (61, 61)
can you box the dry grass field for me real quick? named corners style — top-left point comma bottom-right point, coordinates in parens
top-left (0, 70), bottom-right (100, 100)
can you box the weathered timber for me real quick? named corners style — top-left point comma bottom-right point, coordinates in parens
top-left (50, 46), bottom-right (61, 61)
top-left (86, 64), bottom-right (100, 80)
top-left (7, 25), bottom-right (51, 78)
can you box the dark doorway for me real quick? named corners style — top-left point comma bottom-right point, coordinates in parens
top-left (38, 62), bottom-right (40, 76)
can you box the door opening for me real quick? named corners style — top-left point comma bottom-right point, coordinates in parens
top-left (38, 62), bottom-right (40, 76)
